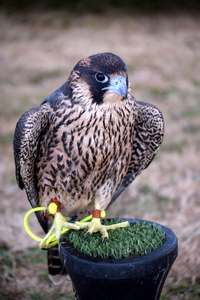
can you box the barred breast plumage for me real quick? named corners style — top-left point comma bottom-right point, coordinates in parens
top-left (36, 97), bottom-right (135, 218)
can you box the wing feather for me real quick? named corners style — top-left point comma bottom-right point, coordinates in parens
top-left (13, 102), bottom-right (52, 232)
top-left (110, 100), bottom-right (164, 205)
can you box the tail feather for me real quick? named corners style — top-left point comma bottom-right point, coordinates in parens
top-left (48, 245), bottom-right (67, 285)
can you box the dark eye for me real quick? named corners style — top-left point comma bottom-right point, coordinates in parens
top-left (95, 73), bottom-right (109, 83)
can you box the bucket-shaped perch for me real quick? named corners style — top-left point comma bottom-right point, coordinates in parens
top-left (59, 219), bottom-right (178, 300)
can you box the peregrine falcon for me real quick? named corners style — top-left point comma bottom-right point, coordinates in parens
top-left (13, 52), bottom-right (164, 284)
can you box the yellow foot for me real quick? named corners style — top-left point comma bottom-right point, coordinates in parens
top-left (39, 212), bottom-right (80, 249)
top-left (76, 218), bottom-right (129, 243)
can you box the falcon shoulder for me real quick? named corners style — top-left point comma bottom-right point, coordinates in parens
top-left (110, 99), bottom-right (165, 204)
top-left (41, 82), bottom-right (69, 106)
top-left (13, 102), bottom-right (52, 232)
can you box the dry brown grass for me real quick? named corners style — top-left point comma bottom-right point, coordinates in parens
top-left (0, 10), bottom-right (200, 300)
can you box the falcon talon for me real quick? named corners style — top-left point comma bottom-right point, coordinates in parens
top-left (82, 232), bottom-right (91, 241)
top-left (102, 237), bottom-right (108, 244)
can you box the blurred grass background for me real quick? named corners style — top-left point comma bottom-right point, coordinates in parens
top-left (0, 2), bottom-right (200, 299)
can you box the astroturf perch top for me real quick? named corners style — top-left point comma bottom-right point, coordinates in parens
top-left (13, 52), bottom-right (165, 285)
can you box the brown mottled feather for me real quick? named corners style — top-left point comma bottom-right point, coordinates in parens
top-left (13, 52), bottom-right (164, 284)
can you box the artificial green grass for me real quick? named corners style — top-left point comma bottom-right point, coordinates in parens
top-left (68, 219), bottom-right (166, 259)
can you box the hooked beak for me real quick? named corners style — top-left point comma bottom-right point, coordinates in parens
top-left (102, 76), bottom-right (127, 98)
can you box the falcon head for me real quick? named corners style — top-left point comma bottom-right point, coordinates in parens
top-left (68, 52), bottom-right (130, 105)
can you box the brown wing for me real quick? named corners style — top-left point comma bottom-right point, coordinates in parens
top-left (110, 100), bottom-right (165, 205)
top-left (13, 102), bottom-right (51, 232)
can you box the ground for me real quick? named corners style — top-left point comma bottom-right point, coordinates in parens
top-left (0, 10), bottom-right (200, 300)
